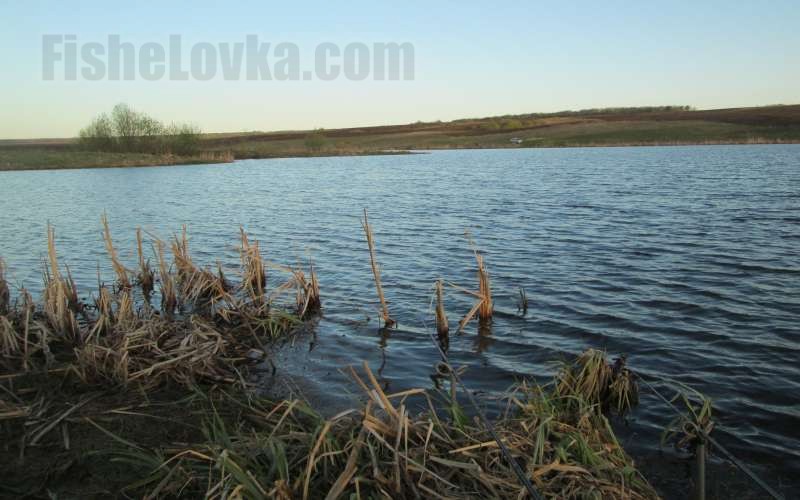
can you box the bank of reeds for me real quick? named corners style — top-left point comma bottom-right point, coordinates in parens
top-left (0, 219), bottom-right (664, 498)
top-left (0, 221), bottom-right (318, 388)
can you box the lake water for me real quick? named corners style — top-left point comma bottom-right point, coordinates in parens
top-left (1, 145), bottom-right (799, 491)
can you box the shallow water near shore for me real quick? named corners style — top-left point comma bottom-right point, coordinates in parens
top-left (1, 145), bottom-right (799, 491)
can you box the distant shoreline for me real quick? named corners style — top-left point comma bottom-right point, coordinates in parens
top-left (2, 103), bottom-right (799, 172)
top-left (3, 140), bottom-right (800, 173)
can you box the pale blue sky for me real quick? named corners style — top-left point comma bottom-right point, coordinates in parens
top-left (1, 0), bottom-right (798, 139)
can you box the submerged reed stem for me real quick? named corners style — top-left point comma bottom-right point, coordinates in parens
top-left (435, 279), bottom-right (449, 337)
top-left (0, 257), bottom-right (9, 316)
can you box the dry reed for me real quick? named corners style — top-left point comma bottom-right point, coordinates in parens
top-left (42, 225), bottom-right (81, 344)
top-left (136, 227), bottom-right (154, 298)
top-left (154, 237), bottom-right (177, 315)
top-left (361, 209), bottom-right (394, 327)
top-left (450, 236), bottom-right (494, 332)
top-left (101, 212), bottom-right (131, 290)
top-left (556, 349), bottom-right (640, 416)
top-left (239, 227), bottom-right (266, 306)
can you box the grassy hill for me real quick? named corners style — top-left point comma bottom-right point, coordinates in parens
top-left (2, 104), bottom-right (800, 171)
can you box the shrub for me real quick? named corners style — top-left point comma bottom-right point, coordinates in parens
top-left (78, 104), bottom-right (201, 155)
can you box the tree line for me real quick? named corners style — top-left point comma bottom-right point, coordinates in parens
top-left (79, 104), bottom-right (202, 155)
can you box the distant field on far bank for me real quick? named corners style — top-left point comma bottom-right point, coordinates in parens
top-left (2, 104), bottom-right (800, 171)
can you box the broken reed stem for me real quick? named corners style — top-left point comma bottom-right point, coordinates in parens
top-left (435, 279), bottom-right (449, 337)
top-left (101, 212), bottom-right (131, 290)
top-left (475, 251), bottom-right (492, 321)
top-left (290, 262), bottom-right (322, 319)
top-left (136, 228), bottom-right (154, 298)
top-left (361, 209), bottom-right (394, 327)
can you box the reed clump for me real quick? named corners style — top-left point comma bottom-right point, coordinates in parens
top-left (0, 220), bottom-right (319, 388)
top-left (288, 262), bottom-right (321, 319)
top-left (239, 227), bottom-right (267, 308)
top-left (661, 383), bottom-right (714, 453)
top-left (556, 349), bottom-right (640, 416)
top-left (452, 236), bottom-right (494, 332)
top-left (42, 225), bottom-right (82, 345)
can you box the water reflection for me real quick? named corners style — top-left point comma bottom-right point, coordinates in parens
top-left (474, 320), bottom-right (495, 353)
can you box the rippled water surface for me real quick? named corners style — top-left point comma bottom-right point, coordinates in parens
top-left (1, 145), bottom-right (799, 487)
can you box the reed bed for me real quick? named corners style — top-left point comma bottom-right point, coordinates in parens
top-left (0, 221), bottom-right (314, 389)
top-left (0, 217), bottom-right (667, 498)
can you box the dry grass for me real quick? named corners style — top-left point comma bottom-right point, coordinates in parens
top-left (361, 209), bottom-right (394, 327)
top-left (1, 356), bottom-right (657, 499)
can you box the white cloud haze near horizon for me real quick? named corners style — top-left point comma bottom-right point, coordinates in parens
top-left (0, 0), bottom-right (798, 139)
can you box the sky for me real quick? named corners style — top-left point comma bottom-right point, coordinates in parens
top-left (0, 0), bottom-right (798, 139)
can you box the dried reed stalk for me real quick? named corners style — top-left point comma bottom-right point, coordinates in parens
top-left (454, 237), bottom-right (493, 331)
top-left (101, 212), bottom-right (131, 290)
top-left (136, 228), bottom-right (154, 298)
top-left (360, 209), bottom-right (394, 327)
top-left (475, 251), bottom-right (492, 321)
top-left (89, 284), bottom-right (115, 340)
top-left (435, 279), bottom-right (449, 337)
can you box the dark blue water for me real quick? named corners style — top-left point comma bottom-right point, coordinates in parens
top-left (1, 145), bottom-right (798, 489)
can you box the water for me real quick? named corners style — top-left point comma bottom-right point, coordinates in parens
top-left (1, 145), bottom-right (799, 490)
